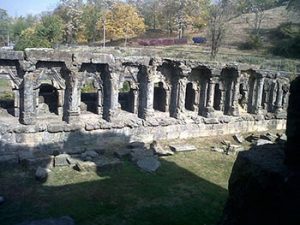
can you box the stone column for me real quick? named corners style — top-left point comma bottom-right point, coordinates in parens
top-left (255, 77), bottom-right (264, 114)
top-left (175, 78), bottom-right (187, 119)
top-left (20, 72), bottom-right (36, 125)
top-left (132, 89), bottom-right (139, 114)
top-left (57, 89), bottom-right (64, 115)
top-left (194, 87), bottom-right (200, 114)
top-left (229, 79), bottom-right (240, 116)
top-left (144, 79), bottom-right (155, 119)
top-left (207, 81), bottom-right (215, 108)
top-left (65, 69), bottom-right (80, 124)
top-left (275, 82), bottom-right (283, 112)
top-left (283, 92), bottom-right (289, 110)
top-left (97, 88), bottom-right (103, 115)
top-left (13, 89), bottom-right (20, 117)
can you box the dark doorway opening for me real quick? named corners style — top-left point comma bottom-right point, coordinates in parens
top-left (0, 77), bottom-right (14, 116)
top-left (118, 81), bottom-right (135, 113)
top-left (81, 83), bottom-right (98, 114)
top-left (39, 84), bottom-right (58, 114)
top-left (154, 82), bottom-right (166, 112)
top-left (213, 83), bottom-right (222, 111)
top-left (185, 83), bottom-right (195, 111)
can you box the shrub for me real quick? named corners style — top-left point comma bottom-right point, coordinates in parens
top-left (239, 34), bottom-right (263, 50)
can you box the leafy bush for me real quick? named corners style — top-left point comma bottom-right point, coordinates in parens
top-left (239, 34), bottom-right (263, 50)
top-left (271, 23), bottom-right (300, 59)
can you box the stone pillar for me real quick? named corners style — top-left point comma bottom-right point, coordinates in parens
top-left (275, 82), bottom-right (283, 112)
top-left (57, 89), bottom-right (64, 116)
top-left (207, 81), bottom-right (216, 108)
top-left (175, 78), bottom-right (186, 119)
top-left (97, 88), bottom-right (103, 115)
top-left (144, 79), bottom-right (155, 119)
top-left (254, 77), bottom-right (264, 114)
top-left (229, 79), bottom-right (240, 116)
top-left (194, 87), bottom-right (200, 114)
top-left (65, 69), bottom-right (80, 124)
top-left (13, 89), bottom-right (20, 117)
top-left (132, 89), bottom-right (139, 114)
top-left (20, 72), bottom-right (36, 125)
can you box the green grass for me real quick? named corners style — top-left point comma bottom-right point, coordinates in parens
top-left (0, 147), bottom-right (236, 225)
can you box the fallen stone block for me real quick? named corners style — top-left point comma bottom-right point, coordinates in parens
top-left (169, 144), bottom-right (197, 152)
top-left (130, 148), bottom-right (155, 161)
top-left (35, 166), bottom-right (50, 182)
top-left (211, 146), bottom-right (224, 153)
top-left (114, 148), bottom-right (131, 158)
top-left (137, 157), bottom-right (161, 172)
top-left (150, 141), bottom-right (173, 156)
top-left (255, 139), bottom-right (274, 146)
top-left (260, 133), bottom-right (277, 142)
top-left (233, 134), bottom-right (245, 144)
top-left (54, 154), bottom-right (71, 167)
top-left (127, 141), bottom-right (145, 149)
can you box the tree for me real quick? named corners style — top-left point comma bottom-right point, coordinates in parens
top-left (207, 0), bottom-right (235, 59)
top-left (14, 27), bottom-right (51, 50)
top-left (100, 3), bottom-right (145, 45)
top-left (81, 4), bottom-right (102, 43)
top-left (36, 15), bottom-right (64, 44)
top-left (0, 8), bottom-right (10, 46)
top-left (54, 0), bottom-right (84, 44)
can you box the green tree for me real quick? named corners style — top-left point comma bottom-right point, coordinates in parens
top-left (14, 27), bottom-right (51, 51)
top-left (0, 8), bottom-right (10, 46)
top-left (36, 15), bottom-right (64, 44)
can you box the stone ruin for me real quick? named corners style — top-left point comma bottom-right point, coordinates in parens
top-left (0, 48), bottom-right (293, 161)
top-left (219, 74), bottom-right (300, 225)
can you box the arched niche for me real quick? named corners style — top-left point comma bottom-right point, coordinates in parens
top-left (79, 63), bottom-right (110, 117)
top-left (185, 82), bottom-right (196, 111)
top-left (221, 67), bottom-right (239, 115)
top-left (80, 78), bottom-right (98, 114)
top-left (153, 81), bottom-right (167, 112)
top-left (213, 83), bottom-right (222, 111)
top-left (38, 83), bottom-right (59, 115)
top-left (190, 66), bottom-right (211, 115)
top-left (33, 61), bottom-right (67, 118)
top-left (118, 80), bottom-right (136, 113)
top-left (0, 60), bottom-right (23, 118)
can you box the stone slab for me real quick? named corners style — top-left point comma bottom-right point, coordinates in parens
top-left (169, 144), bottom-right (197, 152)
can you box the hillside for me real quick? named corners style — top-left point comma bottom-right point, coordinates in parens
top-left (223, 6), bottom-right (300, 47)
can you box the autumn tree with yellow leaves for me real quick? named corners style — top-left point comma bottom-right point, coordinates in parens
top-left (99, 3), bottom-right (145, 45)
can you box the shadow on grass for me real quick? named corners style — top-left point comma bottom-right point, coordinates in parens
top-left (0, 130), bottom-right (228, 225)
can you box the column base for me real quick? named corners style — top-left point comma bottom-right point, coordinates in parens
top-left (20, 112), bottom-right (36, 125)
top-left (275, 109), bottom-right (287, 119)
top-left (143, 108), bottom-right (154, 120)
top-left (228, 106), bottom-right (240, 117)
top-left (65, 110), bottom-right (80, 124)
top-left (203, 107), bottom-right (223, 118)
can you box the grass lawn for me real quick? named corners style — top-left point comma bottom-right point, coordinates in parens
top-left (0, 139), bottom-right (237, 225)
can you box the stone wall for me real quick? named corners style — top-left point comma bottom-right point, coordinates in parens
top-left (0, 48), bottom-right (294, 161)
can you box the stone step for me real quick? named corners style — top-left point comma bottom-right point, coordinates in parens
top-left (169, 144), bottom-right (197, 152)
